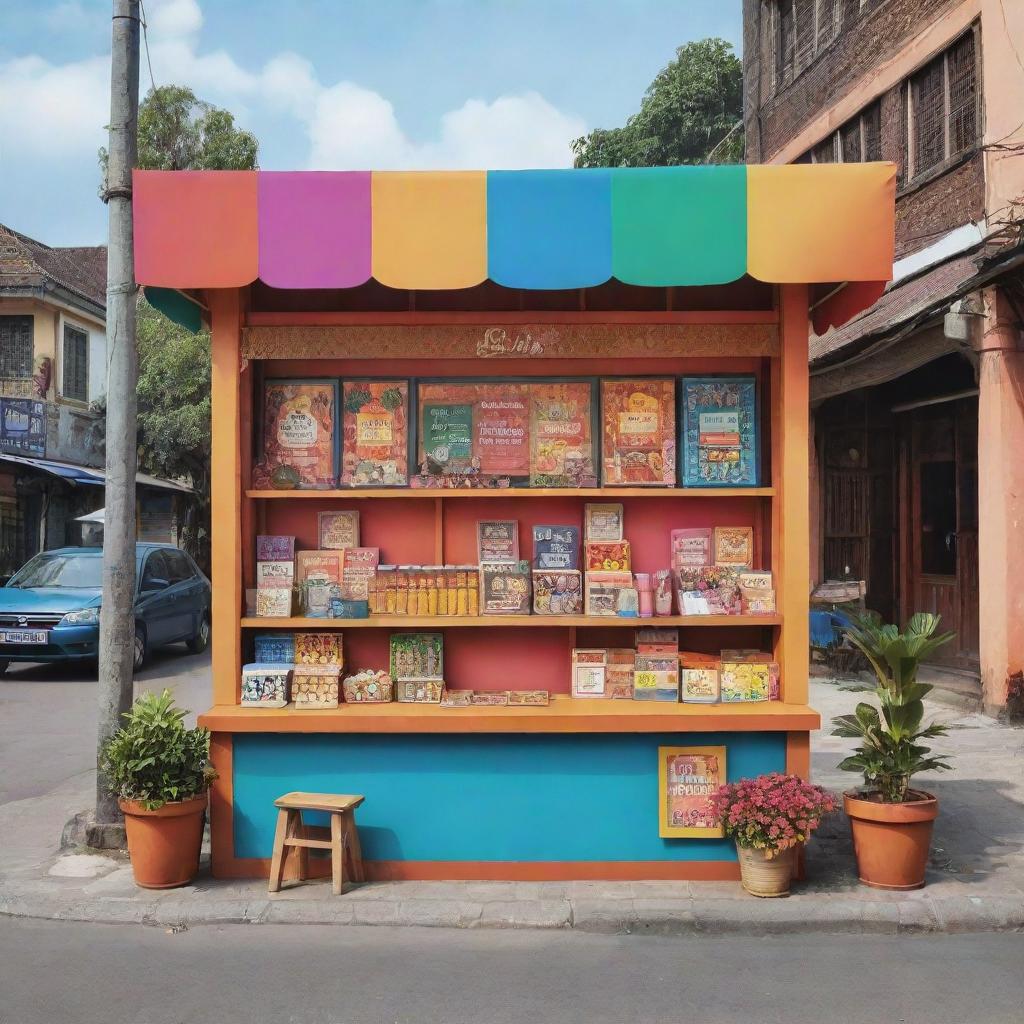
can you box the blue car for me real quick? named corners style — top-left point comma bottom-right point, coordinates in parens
top-left (0, 544), bottom-right (211, 674)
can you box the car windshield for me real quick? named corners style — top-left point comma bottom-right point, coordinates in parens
top-left (8, 553), bottom-right (103, 589)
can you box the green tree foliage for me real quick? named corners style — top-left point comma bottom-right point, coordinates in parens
top-left (100, 84), bottom-right (259, 174)
top-left (572, 38), bottom-right (743, 167)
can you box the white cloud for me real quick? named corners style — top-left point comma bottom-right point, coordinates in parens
top-left (0, 53), bottom-right (109, 157)
top-left (1, 0), bottom-right (585, 173)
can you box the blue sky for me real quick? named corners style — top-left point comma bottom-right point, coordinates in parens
top-left (0, 0), bottom-right (740, 246)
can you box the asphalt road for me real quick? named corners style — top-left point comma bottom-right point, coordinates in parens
top-left (1, 918), bottom-right (1021, 1024)
top-left (0, 645), bottom-right (211, 804)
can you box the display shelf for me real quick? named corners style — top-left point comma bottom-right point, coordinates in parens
top-left (245, 487), bottom-right (776, 500)
top-left (241, 614), bottom-right (783, 629)
top-left (198, 696), bottom-right (820, 734)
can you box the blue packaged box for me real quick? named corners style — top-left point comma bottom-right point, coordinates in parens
top-left (253, 633), bottom-right (295, 664)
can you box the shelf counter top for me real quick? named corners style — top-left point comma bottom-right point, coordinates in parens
top-left (199, 697), bottom-right (820, 734)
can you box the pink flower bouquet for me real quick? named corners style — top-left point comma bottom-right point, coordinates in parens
top-left (712, 773), bottom-right (836, 859)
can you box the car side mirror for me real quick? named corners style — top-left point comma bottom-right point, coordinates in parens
top-left (142, 577), bottom-right (170, 592)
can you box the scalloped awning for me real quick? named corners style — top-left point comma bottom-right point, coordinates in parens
top-left (133, 165), bottom-right (896, 329)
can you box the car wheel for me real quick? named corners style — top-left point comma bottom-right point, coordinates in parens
top-left (187, 614), bottom-right (210, 654)
top-left (133, 625), bottom-right (148, 673)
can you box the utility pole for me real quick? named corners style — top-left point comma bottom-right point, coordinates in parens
top-left (95, 0), bottom-right (140, 828)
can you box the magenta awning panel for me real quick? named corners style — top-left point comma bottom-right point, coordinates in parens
top-left (257, 171), bottom-right (372, 289)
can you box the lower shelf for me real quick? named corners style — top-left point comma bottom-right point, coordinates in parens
top-left (241, 614), bottom-right (782, 629)
top-left (199, 697), bottom-right (820, 733)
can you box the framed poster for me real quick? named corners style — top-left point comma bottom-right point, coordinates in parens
top-left (340, 380), bottom-right (410, 487)
top-left (256, 379), bottom-right (338, 489)
top-left (600, 378), bottom-right (676, 486)
top-left (681, 376), bottom-right (759, 487)
top-left (528, 381), bottom-right (598, 487)
top-left (658, 745), bottom-right (726, 838)
top-left (416, 381), bottom-right (530, 482)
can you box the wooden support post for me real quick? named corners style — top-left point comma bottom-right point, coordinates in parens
top-left (778, 285), bottom-right (811, 709)
top-left (209, 289), bottom-right (244, 705)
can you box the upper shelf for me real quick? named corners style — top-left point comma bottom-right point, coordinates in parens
top-left (245, 487), bottom-right (776, 500)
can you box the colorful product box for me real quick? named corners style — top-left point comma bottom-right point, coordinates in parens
top-left (713, 526), bottom-right (754, 568)
top-left (600, 378), bottom-right (676, 486)
top-left (633, 654), bottom-right (680, 702)
top-left (317, 510), bottom-right (360, 549)
top-left (253, 633), bottom-right (295, 664)
top-left (340, 379), bottom-right (410, 487)
top-left (605, 648), bottom-right (636, 699)
top-left (255, 588), bottom-right (292, 618)
top-left (256, 379), bottom-right (338, 489)
top-left (532, 525), bottom-right (580, 570)
top-left (480, 561), bottom-right (532, 615)
top-left (584, 503), bottom-right (624, 542)
top-left (532, 570), bottom-right (583, 615)
top-left (571, 648), bottom-right (607, 698)
top-left (720, 661), bottom-right (771, 702)
top-left (681, 375), bottom-right (758, 487)
top-left (583, 570), bottom-right (634, 616)
top-left (477, 520), bottom-right (520, 563)
top-left (240, 664), bottom-right (291, 708)
top-left (256, 561), bottom-right (295, 588)
top-left (292, 665), bottom-right (341, 709)
top-left (507, 690), bottom-right (550, 706)
top-left (293, 632), bottom-right (343, 665)
top-left (585, 541), bottom-right (631, 572)
top-left (256, 535), bottom-right (295, 562)
top-left (670, 528), bottom-right (712, 570)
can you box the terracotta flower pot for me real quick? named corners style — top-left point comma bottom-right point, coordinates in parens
top-left (736, 845), bottom-right (796, 897)
top-left (844, 789), bottom-right (938, 890)
top-left (119, 794), bottom-right (208, 889)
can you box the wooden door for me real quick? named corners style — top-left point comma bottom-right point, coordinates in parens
top-left (901, 398), bottom-right (979, 668)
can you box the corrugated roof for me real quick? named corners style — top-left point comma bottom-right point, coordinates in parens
top-left (0, 223), bottom-right (106, 311)
top-left (810, 248), bottom-right (982, 369)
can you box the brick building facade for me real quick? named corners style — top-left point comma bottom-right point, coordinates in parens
top-left (743, 0), bottom-right (1024, 711)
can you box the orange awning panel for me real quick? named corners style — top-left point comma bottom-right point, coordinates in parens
top-left (747, 163), bottom-right (896, 283)
top-left (133, 171), bottom-right (258, 288)
top-left (371, 171), bottom-right (487, 290)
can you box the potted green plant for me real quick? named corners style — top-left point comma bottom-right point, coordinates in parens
top-left (100, 689), bottom-right (216, 889)
top-left (832, 612), bottom-right (953, 890)
top-left (712, 773), bottom-right (835, 897)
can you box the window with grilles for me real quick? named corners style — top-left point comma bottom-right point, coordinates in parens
top-left (797, 101), bottom-right (882, 165)
top-left (908, 28), bottom-right (980, 182)
top-left (0, 316), bottom-right (34, 379)
top-left (774, 0), bottom-right (842, 90)
top-left (62, 324), bottom-right (89, 402)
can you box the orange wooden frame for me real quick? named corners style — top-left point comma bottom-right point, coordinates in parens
top-left (205, 289), bottom-right (813, 880)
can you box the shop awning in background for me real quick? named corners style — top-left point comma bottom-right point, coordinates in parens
top-left (133, 165), bottom-right (896, 326)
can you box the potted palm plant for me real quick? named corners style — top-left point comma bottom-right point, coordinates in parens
top-left (832, 612), bottom-right (953, 890)
top-left (101, 689), bottom-right (216, 889)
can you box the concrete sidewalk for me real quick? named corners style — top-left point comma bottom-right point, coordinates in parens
top-left (2, 680), bottom-right (1022, 935)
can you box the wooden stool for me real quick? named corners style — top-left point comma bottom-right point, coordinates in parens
top-left (267, 792), bottom-right (365, 895)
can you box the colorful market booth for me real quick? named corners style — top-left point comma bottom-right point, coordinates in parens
top-left (134, 164), bottom-right (896, 882)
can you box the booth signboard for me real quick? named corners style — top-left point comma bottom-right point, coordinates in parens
top-left (658, 746), bottom-right (726, 838)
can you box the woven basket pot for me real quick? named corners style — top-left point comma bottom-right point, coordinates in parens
top-left (736, 844), bottom-right (797, 898)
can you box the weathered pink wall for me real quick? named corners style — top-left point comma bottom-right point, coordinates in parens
top-left (976, 287), bottom-right (1024, 712)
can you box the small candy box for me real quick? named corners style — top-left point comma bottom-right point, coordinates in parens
top-left (720, 661), bottom-right (771, 702)
top-left (256, 535), bottom-right (295, 562)
top-left (342, 669), bottom-right (393, 703)
top-left (532, 570), bottom-right (583, 615)
top-left (292, 664), bottom-right (341, 709)
top-left (253, 633), bottom-right (295, 664)
top-left (241, 663), bottom-right (292, 708)
top-left (255, 587), bottom-right (292, 618)
top-left (294, 632), bottom-right (343, 665)
top-left (585, 540), bottom-right (631, 571)
top-left (605, 648), bottom-right (636, 699)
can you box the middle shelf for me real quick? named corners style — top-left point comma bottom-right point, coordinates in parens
top-left (241, 614), bottom-right (783, 629)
